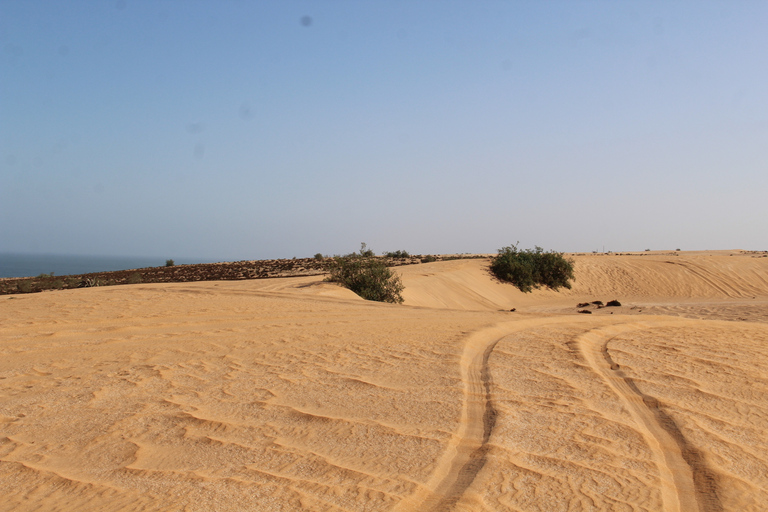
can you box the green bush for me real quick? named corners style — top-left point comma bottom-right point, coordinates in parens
top-left (384, 250), bottom-right (410, 259)
top-left (326, 246), bottom-right (404, 303)
top-left (490, 244), bottom-right (575, 293)
top-left (165, 259), bottom-right (175, 267)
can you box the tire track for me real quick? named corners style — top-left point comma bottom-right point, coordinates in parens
top-left (393, 325), bottom-right (507, 512)
top-left (664, 260), bottom-right (747, 298)
top-left (428, 337), bottom-right (500, 511)
top-left (396, 316), bottom-right (725, 511)
top-left (577, 321), bottom-right (722, 512)
top-left (394, 318), bottom-right (579, 512)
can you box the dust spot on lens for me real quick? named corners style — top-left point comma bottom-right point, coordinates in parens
top-left (186, 123), bottom-right (204, 134)
top-left (239, 103), bottom-right (253, 120)
top-left (300, 15), bottom-right (312, 27)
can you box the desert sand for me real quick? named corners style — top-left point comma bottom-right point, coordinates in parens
top-left (1, 250), bottom-right (767, 511)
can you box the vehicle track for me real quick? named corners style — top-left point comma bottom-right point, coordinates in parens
top-left (396, 317), bottom-right (724, 512)
top-left (577, 320), bottom-right (723, 512)
top-left (393, 318), bottom-right (575, 512)
top-left (664, 260), bottom-right (751, 298)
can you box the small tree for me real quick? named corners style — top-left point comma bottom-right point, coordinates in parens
top-left (326, 244), bottom-right (404, 303)
top-left (358, 242), bottom-right (375, 257)
top-left (165, 259), bottom-right (175, 267)
top-left (490, 243), bottom-right (575, 293)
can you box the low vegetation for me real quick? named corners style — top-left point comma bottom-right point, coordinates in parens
top-left (0, 258), bottom-right (330, 295)
top-left (358, 243), bottom-right (375, 258)
top-left (384, 250), bottom-right (410, 259)
top-left (326, 244), bottom-right (404, 303)
top-left (490, 244), bottom-right (575, 293)
top-left (0, 249), bottom-right (487, 297)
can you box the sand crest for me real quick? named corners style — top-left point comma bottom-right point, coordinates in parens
top-left (1, 251), bottom-right (767, 511)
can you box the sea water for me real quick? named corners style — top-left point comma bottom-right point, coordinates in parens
top-left (0, 253), bottom-right (202, 279)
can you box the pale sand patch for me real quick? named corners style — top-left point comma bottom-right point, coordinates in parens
top-left (1, 251), bottom-right (767, 511)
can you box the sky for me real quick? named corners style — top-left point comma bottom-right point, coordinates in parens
top-left (1, 1), bottom-right (766, 261)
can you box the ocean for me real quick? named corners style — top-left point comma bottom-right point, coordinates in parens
top-left (0, 253), bottom-right (204, 279)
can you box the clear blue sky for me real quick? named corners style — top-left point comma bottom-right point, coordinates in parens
top-left (2, 1), bottom-right (766, 260)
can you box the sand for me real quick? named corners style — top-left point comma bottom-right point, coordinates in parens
top-left (1, 250), bottom-right (767, 511)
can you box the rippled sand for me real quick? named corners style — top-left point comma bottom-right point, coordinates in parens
top-left (2, 251), bottom-right (767, 511)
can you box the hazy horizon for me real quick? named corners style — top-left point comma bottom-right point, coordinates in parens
top-left (2, 2), bottom-right (766, 260)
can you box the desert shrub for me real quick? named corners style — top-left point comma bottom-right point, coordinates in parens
top-left (128, 272), bottom-right (142, 284)
top-left (358, 242), bottom-right (375, 258)
top-left (326, 247), bottom-right (404, 304)
top-left (420, 255), bottom-right (437, 263)
top-left (83, 277), bottom-right (105, 287)
top-left (314, 253), bottom-right (324, 261)
top-left (165, 259), bottom-right (175, 267)
top-left (490, 244), bottom-right (575, 293)
top-left (385, 250), bottom-right (410, 259)
top-left (17, 280), bottom-right (34, 293)
top-left (441, 254), bottom-right (485, 261)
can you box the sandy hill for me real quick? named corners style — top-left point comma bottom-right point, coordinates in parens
top-left (1, 250), bottom-right (767, 511)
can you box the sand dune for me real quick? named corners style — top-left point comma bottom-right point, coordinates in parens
top-left (1, 251), bottom-right (767, 511)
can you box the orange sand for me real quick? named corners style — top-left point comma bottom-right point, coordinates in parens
top-left (2, 250), bottom-right (767, 511)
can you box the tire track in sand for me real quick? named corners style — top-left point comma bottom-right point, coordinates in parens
top-left (577, 321), bottom-right (723, 512)
top-left (394, 318), bottom-right (573, 512)
top-left (396, 317), bottom-right (723, 511)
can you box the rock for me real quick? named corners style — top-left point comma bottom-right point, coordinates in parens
top-left (578, 309), bottom-right (592, 314)
top-left (577, 302), bottom-right (590, 308)
top-left (606, 300), bottom-right (622, 307)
